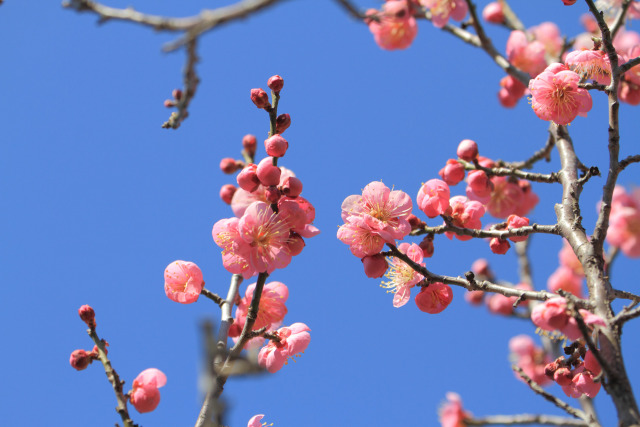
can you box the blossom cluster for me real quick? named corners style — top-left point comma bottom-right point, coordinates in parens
top-left (544, 344), bottom-right (602, 399)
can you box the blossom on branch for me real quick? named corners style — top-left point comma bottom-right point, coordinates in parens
top-left (129, 368), bottom-right (167, 413)
top-left (531, 298), bottom-right (605, 340)
top-left (381, 242), bottom-right (424, 307)
top-left (606, 186), bottom-right (640, 257)
top-left (164, 260), bottom-right (204, 304)
top-left (366, 1), bottom-right (418, 50)
top-left (422, 0), bottom-right (468, 29)
top-left (439, 392), bottom-right (471, 427)
top-left (258, 323), bottom-right (311, 373)
top-left (415, 282), bottom-right (453, 314)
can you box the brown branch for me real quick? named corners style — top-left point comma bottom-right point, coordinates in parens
top-left (512, 365), bottom-right (589, 423)
top-left (460, 159), bottom-right (559, 183)
top-left (410, 222), bottom-right (559, 239)
top-left (162, 39), bottom-right (199, 129)
top-left (201, 287), bottom-right (226, 308)
top-left (333, 0), bottom-right (367, 20)
top-left (612, 304), bottom-right (640, 327)
top-left (610, 0), bottom-right (634, 39)
top-left (619, 154), bottom-right (640, 171)
top-left (619, 56), bottom-right (640, 74)
top-left (498, 0), bottom-right (525, 32)
top-left (505, 133), bottom-right (554, 170)
top-left (466, 414), bottom-right (587, 426)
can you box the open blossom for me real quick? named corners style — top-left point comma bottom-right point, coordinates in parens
top-left (529, 63), bottom-right (593, 125)
top-left (417, 179), bottom-right (450, 218)
top-left (258, 323), bottom-right (311, 373)
top-left (606, 186), bottom-right (640, 257)
top-left (213, 202), bottom-right (293, 278)
top-left (530, 22), bottom-right (563, 59)
top-left (531, 298), bottom-right (605, 340)
top-left (509, 335), bottom-right (551, 386)
top-left (381, 243), bottom-right (424, 307)
top-left (164, 260), bottom-right (204, 304)
top-left (470, 177), bottom-right (523, 219)
top-left (422, 0), bottom-right (468, 29)
top-left (366, 1), bottom-right (418, 50)
top-left (129, 368), bottom-right (167, 413)
top-left (565, 49), bottom-right (620, 85)
top-left (228, 282), bottom-right (289, 344)
top-left (547, 266), bottom-right (584, 298)
top-left (506, 30), bottom-right (547, 77)
top-left (439, 392), bottom-right (471, 427)
top-left (444, 196), bottom-right (485, 241)
top-left (339, 181), bottom-right (412, 256)
top-left (415, 282), bottom-right (453, 313)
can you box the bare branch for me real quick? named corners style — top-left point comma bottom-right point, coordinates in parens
top-left (505, 133), bottom-right (554, 170)
top-left (410, 222), bottom-right (560, 239)
top-left (162, 39), bottom-right (199, 129)
top-left (460, 159), bottom-right (559, 183)
top-left (466, 414), bottom-right (587, 426)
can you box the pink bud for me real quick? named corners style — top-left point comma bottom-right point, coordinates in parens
top-left (276, 113), bottom-right (291, 134)
top-left (265, 185), bottom-right (281, 204)
top-left (287, 232), bottom-right (306, 256)
top-left (264, 134), bottom-right (289, 157)
top-left (406, 214), bottom-right (424, 231)
top-left (417, 179), bottom-right (450, 218)
top-left (457, 139), bottom-right (479, 161)
top-left (562, 0), bottom-right (577, 5)
top-left (415, 283), bottom-right (453, 314)
top-left (467, 170), bottom-right (494, 198)
top-left (507, 214), bottom-right (530, 242)
top-left (220, 158), bottom-right (240, 174)
top-left (439, 159), bottom-right (466, 186)
top-left (267, 75), bottom-right (284, 92)
top-left (78, 305), bottom-right (96, 329)
top-left (490, 237), bottom-right (511, 254)
top-left (419, 234), bottom-right (434, 258)
top-left (172, 89), bottom-right (183, 100)
top-left (498, 89), bottom-right (519, 108)
top-left (237, 164), bottom-right (260, 193)
top-left (482, 2), bottom-right (504, 23)
top-left (220, 184), bottom-right (237, 205)
top-left (256, 157), bottom-right (282, 186)
top-left (471, 258), bottom-right (490, 276)
top-left (362, 254), bottom-right (389, 278)
top-left (584, 350), bottom-right (601, 376)
top-left (554, 367), bottom-right (574, 386)
top-left (242, 134), bottom-right (257, 157)
top-left (464, 290), bottom-right (484, 305)
top-left (545, 361), bottom-right (559, 378)
top-left (250, 88), bottom-right (270, 109)
top-left (281, 176), bottom-right (303, 197)
top-left (486, 293), bottom-right (514, 315)
top-left (163, 99), bottom-right (175, 108)
top-left (70, 349), bottom-right (92, 371)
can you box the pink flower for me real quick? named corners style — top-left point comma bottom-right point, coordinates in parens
top-left (231, 167), bottom-right (297, 217)
top-left (498, 75), bottom-right (528, 108)
top-left (415, 282), bottom-right (453, 314)
top-left (530, 22), bottom-right (563, 58)
top-left (248, 415), bottom-right (267, 427)
top-left (529, 63), bottom-right (593, 125)
top-left (531, 298), bottom-right (605, 340)
top-left (547, 266), bottom-right (584, 298)
top-left (506, 214), bottom-right (530, 242)
top-left (213, 202), bottom-right (293, 278)
top-left (483, 177), bottom-right (523, 219)
top-left (422, 0), bottom-right (468, 29)
top-left (489, 237), bottom-right (510, 254)
top-left (506, 31), bottom-right (548, 77)
top-left (509, 335), bottom-right (551, 386)
top-left (514, 180), bottom-right (539, 216)
top-left (445, 196), bottom-right (485, 241)
top-left (456, 139), bottom-right (478, 162)
top-left (607, 187), bottom-right (640, 257)
top-left (565, 48), bottom-right (620, 85)
top-left (439, 159), bottom-right (465, 186)
top-left (381, 242), bottom-right (424, 307)
top-left (439, 392), bottom-right (471, 427)
top-left (466, 170), bottom-right (493, 200)
top-left (129, 368), bottom-right (167, 413)
top-left (417, 179), bottom-right (451, 218)
top-left (339, 182), bottom-right (413, 255)
top-left (258, 323), bottom-right (311, 373)
top-left (164, 260), bottom-right (204, 304)
top-left (228, 282), bottom-right (289, 344)
top-left (366, 1), bottom-right (418, 50)
top-left (562, 365), bottom-right (602, 398)
top-left (482, 2), bottom-right (504, 24)
top-left (486, 292), bottom-right (514, 314)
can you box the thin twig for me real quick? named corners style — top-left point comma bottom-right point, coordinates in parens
top-left (460, 159), bottom-right (559, 183)
top-left (505, 133), bottom-right (555, 170)
top-left (410, 222), bottom-right (559, 239)
top-left (201, 288), bottom-right (226, 307)
top-left (333, 0), bottom-right (366, 20)
top-left (610, 0), bottom-right (634, 39)
top-left (619, 154), bottom-right (640, 171)
top-left (466, 414), bottom-right (587, 426)
top-left (162, 39), bottom-right (199, 129)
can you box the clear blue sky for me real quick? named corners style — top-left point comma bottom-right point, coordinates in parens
top-left (2, 1), bottom-right (640, 426)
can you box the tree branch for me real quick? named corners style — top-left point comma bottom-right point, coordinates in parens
top-left (466, 414), bottom-right (587, 426)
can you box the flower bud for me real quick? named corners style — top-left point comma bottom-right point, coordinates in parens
top-left (287, 232), bottom-right (306, 256)
top-left (264, 134), bottom-right (288, 157)
top-left (467, 170), bottom-right (494, 198)
top-left (220, 158), bottom-right (241, 174)
top-left (362, 254), bottom-right (388, 278)
top-left (267, 75), bottom-right (284, 93)
top-left (256, 157), bottom-right (282, 186)
top-left (281, 176), bottom-right (303, 197)
top-left (242, 134), bottom-right (257, 157)
top-left (554, 367), bottom-right (574, 386)
top-left (265, 185), bottom-right (281, 204)
top-left (250, 88), bottom-right (270, 109)
top-left (457, 139), bottom-right (479, 161)
top-left (276, 113), bottom-right (291, 134)
top-left (220, 184), bottom-right (237, 204)
top-left (237, 164), bottom-right (260, 193)
top-left (439, 159), bottom-right (465, 186)
top-left (464, 290), bottom-right (484, 305)
top-left (407, 214), bottom-right (425, 231)
top-left (172, 89), bottom-right (183, 100)
top-left (490, 237), bottom-right (511, 254)
top-left (507, 214), bottom-right (530, 242)
top-left (419, 234), bottom-right (434, 258)
top-left (70, 349), bottom-right (92, 371)
top-left (545, 361), bottom-right (559, 378)
top-left (163, 99), bottom-right (175, 108)
top-left (482, 2), bottom-right (504, 23)
top-left (471, 258), bottom-right (490, 277)
top-left (78, 305), bottom-right (96, 329)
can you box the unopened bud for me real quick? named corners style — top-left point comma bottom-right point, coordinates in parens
top-left (242, 134), bottom-right (257, 157)
top-left (276, 113), bottom-right (291, 134)
top-left (78, 305), bottom-right (96, 329)
top-left (482, 2), bottom-right (504, 24)
top-left (490, 237), bottom-right (510, 254)
top-left (264, 134), bottom-right (288, 157)
top-left (257, 157), bottom-right (282, 186)
top-left (407, 214), bottom-right (425, 231)
top-left (220, 184), bottom-right (237, 205)
top-left (267, 75), bottom-right (284, 93)
top-left (70, 349), bottom-right (92, 371)
top-left (554, 367), bottom-right (574, 386)
top-left (439, 159), bottom-right (465, 186)
top-left (172, 89), bottom-right (183, 100)
top-left (220, 158), bottom-right (240, 174)
top-left (281, 176), bottom-right (303, 197)
top-left (287, 232), bottom-right (305, 256)
top-left (163, 99), bottom-right (175, 108)
top-left (419, 234), bottom-right (434, 258)
top-left (457, 139), bottom-right (479, 161)
top-left (362, 254), bottom-right (388, 278)
top-left (265, 185), bottom-right (282, 204)
top-left (250, 88), bottom-right (270, 109)
top-left (237, 164), bottom-right (260, 193)
top-left (544, 361), bottom-right (559, 378)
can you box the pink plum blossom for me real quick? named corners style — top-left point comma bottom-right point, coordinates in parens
top-left (562, 365), bottom-right (602, 398)
top-left (366, 1), bottom-right (418, 50)
top-left (248, 415), bottom-right (267, 427)
top-left (530, 22), bottom-right (563, 59)
top-left (164, 260), bottom-right (205, 304)
top-left (509, 335), bottom-right (551, 386)
top-left (498, 75), bottom-right (528, 108)
top-left (607, 186), bottom-right (640, 257)
top-left (482, 177), bottom-right (524, 219)
top-left (258, 323), bottom-right (311, 373)
top-left (457, 139), bottom-right (478, 161)
top-left (514, 180), bottom-right (539, 216)
top-left (439, 392), bottom-right (471, 427)
top-left (422, 0), bottom-right (468, 29)
top-left (506, 214), bottom-right (530, 242)
top-left (439, 159), bottom-right (465, 186)
top-left (445, 196), bottom-right (485, 241)
top-left (228, 282), bottom-right (289, 344)
top-left (415, 282), bottom-right (453, 314)
top-left (565, 48), bottom-right (620, 85)
top-left (506, 30), bottom-right (548, 77)
top-left (466, 170), bottom-right (493, 200)
top-left (547, 266), bottom-right (584, 298)
top-left (489, 237), bottom-right (510, 255)
top-left (531, 298), bottom-right (605, 340)
top-left (213, 202), bottom-right (293, 278)
top-left (529, 63), bottom-right (593, 125)
top-left (417, 179), bottom-right (451, 218)
top-left (129, 368), bottom-right (167, 413)
top-left (381, 242), bottom-right (424, 307)
top-left (482, 2), bottom-right (504, 24)
top-left (231, 167), bottom-right (297, 217)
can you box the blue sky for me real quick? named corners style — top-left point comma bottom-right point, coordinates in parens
top-left (2, 1), bottom-right (640, 426)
